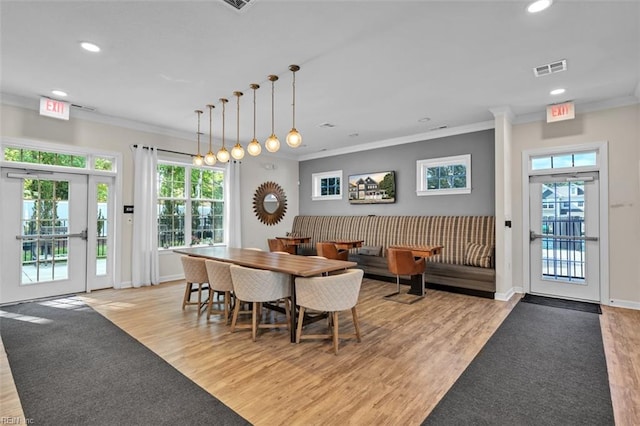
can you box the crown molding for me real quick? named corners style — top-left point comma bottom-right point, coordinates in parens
top-left (297, 120), bottom-right (495, 161)
top-left (489, 106), bottom-right (515, 122)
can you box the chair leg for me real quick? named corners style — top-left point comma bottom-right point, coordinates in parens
top-left (284, 298), bottom-right (291, 331)
top-left (384, 275), bottom-right (401, 298)
top-left (252, 302), bottom-right (259, 341)
top-left (206, 287), bottom-right (214, 320)
top-left (352, 306), bottom-right (361, 342)
top-left (296, 306), bottom-right (306, 343)
top-left (223, 291), bottom-right (230, 324)
top-left (196, 285), bottom-right (203, 316)
top-left (182, 282), bottom-right (192, 309)
top-left (421, 272), bottom-right (426, 297)
top-left (231, 299), bottom-right (241, 332)
top-left (332, 312), bottom-right (339, 355)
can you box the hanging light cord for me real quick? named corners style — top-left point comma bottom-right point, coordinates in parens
top-left (236, 94), bottom-right (240, 144)
top-left (253, 87), bottom-right (257, 139)
top-left (291, 71), bottom-right (296, 128)
top-left (221, 101), bottom-right (226, 148)
top-left (271, 79), bottom-right (275, 134)
top-left (208, 106), bottom-right (213, 152)
top-left (196, 111), bottom-right (201, 154)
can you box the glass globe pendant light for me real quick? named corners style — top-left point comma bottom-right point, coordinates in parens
top-left (192, 109), bottom-right (204, 166)
top-left (204, 104), bottom-right (216, 165)
top-left (231, 91), bottom-right (245, 160)
top-left (286, 65), bottom-right (302, 148)
top-left (247, 83), bottom-right (262, 156)
top-left (264, 75), bottom-right (280, 153)
top-left (216, 98), bottom-right (230, 163)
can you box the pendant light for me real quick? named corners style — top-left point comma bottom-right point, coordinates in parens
top-left (216, 98), bottom-right (230, 163)
top-left (286, 65), bottom-right (302, 148)
top-left (204, 104), bottom-right (216, 165)
top-left (264, 75), bottom-right (280, 153)
top-left (192, 109), bottom-right (204, 166)
top-left (247, 83), bottom-right (262, 156)
top-left (231, 91), bottom-right (245, 160)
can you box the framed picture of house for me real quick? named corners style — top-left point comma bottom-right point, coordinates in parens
top-left (348, 171), bottom-right (396, 204)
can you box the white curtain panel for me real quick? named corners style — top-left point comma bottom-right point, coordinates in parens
top-left (225, 160), bottom-right (242, 248)
top-left (131, 145), bottom-right (159, 287)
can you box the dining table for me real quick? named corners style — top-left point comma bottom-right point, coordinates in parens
top-left (275, 235), bottom-right (311, 255)
top-left (388, 244), bottom-right (444, 295)
top-left (323, 239), bottom-right (365, 251)
top-left (174, 246), bottom-right (356, 342)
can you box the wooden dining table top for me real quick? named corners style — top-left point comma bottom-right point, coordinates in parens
top-left (174, 246), bottom-right (356, 277)
top-left (388, 244), bottom-right (443, 258)
top-left (323, 239), bottom-right (365, 250)
top-left (275, 236), bottom-right (311, 245)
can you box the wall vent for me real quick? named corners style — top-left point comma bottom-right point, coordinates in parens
top-left (533, 59), bottom-right (567, 77)
top-left (221, 0), bottom-right (255, 12)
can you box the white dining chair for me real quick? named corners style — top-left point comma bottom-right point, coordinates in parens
top-left (229, 264), bottom-right (291, 341)
top-left (295, 268), bottom-right (363, 355)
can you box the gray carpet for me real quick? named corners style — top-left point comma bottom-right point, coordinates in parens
top-left (423, 301), bottom-right (614, 425)
top-left (0, 297), bottom-right (251, 426)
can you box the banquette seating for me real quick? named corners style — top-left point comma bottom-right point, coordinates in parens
top-left (291, 215), bottom-right (496, 296)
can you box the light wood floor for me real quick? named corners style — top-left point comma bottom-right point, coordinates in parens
top-left (2, 279), bottom-right (639, 425)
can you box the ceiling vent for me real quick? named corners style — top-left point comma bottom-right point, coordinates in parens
top-left (318, 122), bottom-right (336, 128)
top-left (71, 103), bottom-right (96, 112)
top-left (533, 59), bottom-right (567, 77)
top-left (221, 0), bottom-right (255, 12)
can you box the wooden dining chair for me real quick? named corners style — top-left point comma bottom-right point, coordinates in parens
top-left (385, 248), bottom-right (426, 303)
top-left (268, 238), bottom-right (296, 254)
top-left (316, 242), bottom-right (349, 261)
top-left (295, 269), bottom-right (364, 355)
top-left (229, 265), bottom-right (291, 341)
top-left (180, 255), bottom-right (210, 316)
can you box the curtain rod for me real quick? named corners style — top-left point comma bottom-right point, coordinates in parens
top-left (132, 144), bottom-right (192, 157)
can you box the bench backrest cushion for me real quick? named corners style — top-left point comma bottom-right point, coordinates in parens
top-left (291, 215), bottom-right (495, 267)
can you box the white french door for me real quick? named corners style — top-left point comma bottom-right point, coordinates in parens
top-left (529, 172), bottom-right (600, 301)
top-left (0, 168), bottom-right (88, 304)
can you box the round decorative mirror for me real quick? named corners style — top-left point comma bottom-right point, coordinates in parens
top-left (253, 181), bottom-right (287, 226)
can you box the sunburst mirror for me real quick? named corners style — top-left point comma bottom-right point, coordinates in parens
top-left (253, 181), bottom-right (287, 226)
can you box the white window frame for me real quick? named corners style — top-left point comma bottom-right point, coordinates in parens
top-left (312, 170), bottom-right (343, 201)
top-left (157, 160), bottom-right (226, 250)
top-left (416, 154), bottom-right (471, 196)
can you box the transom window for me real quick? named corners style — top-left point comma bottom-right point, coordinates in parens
top-left (157, 162), bottom-right (224, 249)
top-left (416, 154), bottom-right (471, 196)
top-left (3, 146), bottom-right (116, 172)
top-left (531, 151), bottom-right (596, 171)
top-left (312, 170), bottom-right (342, 200)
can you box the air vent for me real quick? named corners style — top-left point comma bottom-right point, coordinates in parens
top-left (221, 0), bottom-right (254, 12)
top-left (429, 125), bottom-right (448, 131)
top-left (533, 59), bottom-right (567, 77)
top-left (318, 122), bottom-right (336, 128)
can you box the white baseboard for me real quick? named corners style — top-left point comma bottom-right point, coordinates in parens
top-left (161, 274), bottom-right (184, 283)
top-left (606, 299), bottom-right (640, 310)
top-left (495, 287), bottom-right (520, 301)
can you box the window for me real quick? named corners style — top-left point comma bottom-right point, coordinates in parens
top-left (4, 146), bottom-right (87, 168)
top-left (416, 154), bottom-right (471, 196)
top-left (157, 162), bottom-right (224, 249)
top-left (531, 151), bottom-right (596, 171)
top-left (312, 170), bottom-right (342, 200)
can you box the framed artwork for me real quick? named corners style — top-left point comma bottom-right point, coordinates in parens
top-left (348, 171), bottom-right (395, 204)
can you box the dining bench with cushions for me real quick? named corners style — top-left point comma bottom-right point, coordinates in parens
top-left (290, 215), bottom-right (496, 297)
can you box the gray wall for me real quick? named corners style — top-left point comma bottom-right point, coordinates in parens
top-left (299, 130), bottom-right (495, 216)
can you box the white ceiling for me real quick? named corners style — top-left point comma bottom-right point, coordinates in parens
top-left (1, 0), bottom-right (639, 160)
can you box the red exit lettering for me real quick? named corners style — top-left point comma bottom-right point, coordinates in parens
top-left (46, 99), bottom-right (66, 114)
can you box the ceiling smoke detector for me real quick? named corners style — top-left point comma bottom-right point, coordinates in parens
top-left (533, 59), bottom-right (567, 77)
top-left (221, 0), bottom-right (255, 12)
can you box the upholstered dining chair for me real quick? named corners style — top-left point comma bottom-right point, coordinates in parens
top-left (295, 268), bottom-right (364, 355)
top-left (180, 255), bottom-right (210, 316)
top-left (316, 242), bottom-right (349, 261)
top-left (268, 238), bottom-right (296, 254)
top-left (229, 265), bottom-right (291, 341)
top-left (204, 259), bottom-right (234, 323)
top-left (385, 248), bottom-right (426, 303)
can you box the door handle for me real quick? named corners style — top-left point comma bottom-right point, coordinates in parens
top-left (16, 229), bottom-right (88, 241)
top-left (530, 231), bottom-right (598, 242)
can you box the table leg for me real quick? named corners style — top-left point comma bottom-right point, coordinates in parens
top-left (407, 274), bottom-right (423, 296)
top-left (289, 275), bottom-right (297, 343)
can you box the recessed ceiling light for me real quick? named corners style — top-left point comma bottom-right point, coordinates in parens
top-left (527, 0), bottom-right (553, 13)
top-left (51, 90), bottom-right (67, 97)
top-left (80, 41), bottom-right (101, 53)
top-left (550, 88), bottom-right (565, 95)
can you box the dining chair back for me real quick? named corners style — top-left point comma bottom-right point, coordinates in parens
top-left (229, 264), bottom-right (291, 341)
top-left (180, 255), bottom-right (210, 316)
top-left (316, 242), bottom-right (349, 261)
top-left (295, 268), bottom-right (364, 355)
top-left (268, 238), bottom-right (296, 254)
top-left (386, 248), bottom-right (426, 302)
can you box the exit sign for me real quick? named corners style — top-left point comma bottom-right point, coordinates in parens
top-left (39, 97), bottom-right (70, 120)
top-left (546, 101), bottom-right (575, 123)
